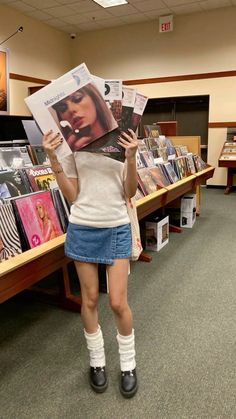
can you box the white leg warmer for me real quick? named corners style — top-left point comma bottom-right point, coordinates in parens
top-left (116, 329), bottom-right (136, 372)
top-left (84, 325), bottom-right (106, 368)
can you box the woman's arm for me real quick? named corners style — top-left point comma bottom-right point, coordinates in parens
top-left (117, 129), bottom-right (138, 198)
top-left (42, 131), bottom-right (78, 203)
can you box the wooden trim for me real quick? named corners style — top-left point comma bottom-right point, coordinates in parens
top-left (123, 70), bottom-right (236, 85)
top-left (208, 122), bottom-right (236, 128)
top-left (10, 69), bottom-right (236, 87)
top-left (10, 72), bottom-right (50, 85)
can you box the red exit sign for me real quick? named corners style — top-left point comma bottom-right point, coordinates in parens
top-left (159, 15), bottom-right (173, 33)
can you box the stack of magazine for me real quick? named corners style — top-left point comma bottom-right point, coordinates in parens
top-left (25, 63), bottom-right (148, 163)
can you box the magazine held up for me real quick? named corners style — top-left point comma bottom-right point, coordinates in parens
top-left (25, 63), bottom-right (148, 163)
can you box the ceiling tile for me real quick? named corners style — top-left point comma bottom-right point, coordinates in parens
top-left (62, 14), bottom-right (89, 24)
top-left (106, 3), bottom-right (138, 16)
top-left (134, 0), bottom-right (167, 12)
top-left (45, 17), bottom-right (67, 27)
top-left (171, 3), bottom-right (203, 14)
top-left (68, 0), bottom-right (101, 13)
top-left (121, 13), bottom-right (150, 23)
top-left (26, 10), bottom-right (53, 20)
top-left (7, 1), bottom-right (35, 12)
top-left (23, 0), bottom-right (59, 8)
top-left (144, 8), bottom-right (172, 18)
top-left (76, 20), bottom-right (103, 30)
top-left (82, 8), bottom-right (113, 19)
top-left (200, 0), bottom-right (232, 10)
top-left (43, 5), bottom-right (77, 17)
top-left (164, 0), bottom-right (197, 6)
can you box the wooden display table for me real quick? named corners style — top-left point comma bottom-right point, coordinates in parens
top-left (218, 141), bottom-right (236, 194)
top-left (0, 235), bottom-right (81, 311)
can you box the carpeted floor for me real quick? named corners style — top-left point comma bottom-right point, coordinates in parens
top-left (0, 187), bottom-right (236, 419)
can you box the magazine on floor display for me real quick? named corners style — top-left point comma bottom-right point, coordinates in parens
top-left (0, 202), bottom-right (22, 261)
top-left (12, 190), bottom-right (63, 249)
top-left (0, 169), bottom-right (31, 198)
top-left (25, 63), bottom-right (118, 161)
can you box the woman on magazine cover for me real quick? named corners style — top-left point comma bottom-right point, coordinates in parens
top-left (35, 199), bottom-right (58, 241)
top-left (51, 83), bottom-right (117, 152)
top-left (42, 128), bottom-right (139, 398)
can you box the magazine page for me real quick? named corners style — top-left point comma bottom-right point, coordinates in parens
top-left (121, 86), bottom-right (136, 132)
top-left (13, 190), bottom-right (63, 248)
top-left (130, 93), bottom-right (148, 132)
top-left (25, 63), bottom-right (118, 160)
top-left (104, 79), bottom-right (123, 124)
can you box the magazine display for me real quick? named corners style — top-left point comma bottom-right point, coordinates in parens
top-left (12, 190), bottom-right (63, 249)
top-left (130, 93), bottom-right (148, 132)
top-left (121, 86), bottom-right (136, 132)
top-left (0, 202), bottom-right (22, 261)
top-left (25, 63), bottom-right (118, 160)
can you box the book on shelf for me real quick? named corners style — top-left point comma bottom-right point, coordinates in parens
top-left (139, 150), bottom-right (155, 168)
top-left (0, 169), bottom-right (31, 198)
top-left (137, 167), bottom-right (158, 195)
top-left (148, 166), bottom-right (170, 189)
top-left (143, 124), bottom-right (162, 138)
top-left (21, 165), bottom-right (57, 192)
top-left (163, 161), bottom-right (179, 183)
top-left (27, 145), bottom-right (49, 166)
top-left (0, 202), bottom-right (22, 261)
top-left (11, 190), bottom-right (63, 250)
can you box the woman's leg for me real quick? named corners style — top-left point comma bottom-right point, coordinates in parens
top-left (74, 261), bottom-right (107, 392)
top-left (107, 259), bottom-right (138, 398)
top-left (106, 258), bottom-right (132, 335)
top-left (74, 261), bottom-right (99, 333)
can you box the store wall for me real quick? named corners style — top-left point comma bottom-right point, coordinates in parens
top-left (0, 4), bottom-right (72, 115)
top-left (72, 6), bottom-right (236, 186)
top-left (1, 5), bottom-right (236, 185)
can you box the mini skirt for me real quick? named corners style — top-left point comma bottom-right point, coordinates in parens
top-left (65, 222), bottom-right (132, 265)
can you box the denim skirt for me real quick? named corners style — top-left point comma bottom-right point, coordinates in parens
top-left (65, 222), bottom-right (131, 264)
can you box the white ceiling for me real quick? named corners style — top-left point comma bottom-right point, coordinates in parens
top-left (0, 0), bottom-right (235, 34)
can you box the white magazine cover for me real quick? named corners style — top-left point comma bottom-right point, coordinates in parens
top-left (25, 63), bottom-right (118, 160)
top-left (105, 79), bottom-right (123, 124)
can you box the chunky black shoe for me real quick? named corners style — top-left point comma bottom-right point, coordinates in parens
top-left (120, 369), bottom-right (138, 398)
top-left (89, 366), bottom-right (108, 393)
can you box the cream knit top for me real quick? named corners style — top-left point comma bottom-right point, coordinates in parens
top-left (60, 152), bottom-right (129, 228)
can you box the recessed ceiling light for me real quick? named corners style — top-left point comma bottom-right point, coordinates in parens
top-left (93, 0), bottom-right (128, 8)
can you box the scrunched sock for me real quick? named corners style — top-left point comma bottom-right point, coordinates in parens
top-left (84, 325), bottom-right (105, 368)
top-left (116, 329), bottom-right (136, 371)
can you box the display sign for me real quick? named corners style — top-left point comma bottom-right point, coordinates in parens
top-left (159, 15), bottom-right (173, 33)
top-left (0, 48), bottom-right (9, 114)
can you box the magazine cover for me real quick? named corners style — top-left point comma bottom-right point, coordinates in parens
top-left (0, 169), bottom-right (31, 198)
top-left (12, 191), bottom-right (63, 248)
top-left (22, 165), bottom-right (56, 192)
top-left (105, 79), bottom-right (123, 124)
top-left (25, 63), bottom-right (118, 160)
top-left (0, 203), bottom-right (22, 261)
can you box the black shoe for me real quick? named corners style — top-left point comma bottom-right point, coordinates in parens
top-left (120, 368), bottom-right (138, 398)
top-left (89, 366), bottom-right (108, 393)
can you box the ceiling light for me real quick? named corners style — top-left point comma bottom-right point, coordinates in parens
top-left (93, 0), bottom-right (128, 8)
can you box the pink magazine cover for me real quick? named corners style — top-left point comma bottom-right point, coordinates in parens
top-left (14, 191), bottom-right (63, 248)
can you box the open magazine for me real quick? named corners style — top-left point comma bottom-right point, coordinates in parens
top-left (25, 63), bottom-right (148, 163)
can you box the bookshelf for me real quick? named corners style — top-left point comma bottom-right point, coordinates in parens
top-left (0, 136), bottom-right (214, 309)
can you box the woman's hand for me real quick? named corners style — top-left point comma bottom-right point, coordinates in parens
top-left (42, 130), bottom-right (63, 158)
top-left (117, 129), bottom-right (138, 160)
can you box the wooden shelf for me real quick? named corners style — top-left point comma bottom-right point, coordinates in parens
top-left (164, 175), bottom-right (196, 205)
top-left (194, 165), bottom-right (215, 183)
top-left (136, 189), bottom-right (167, 220)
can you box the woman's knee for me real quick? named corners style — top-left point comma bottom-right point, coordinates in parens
top-left (109, 297), bottom-right (127, 315)
top-left (82, 291), bottom-right (99, 311)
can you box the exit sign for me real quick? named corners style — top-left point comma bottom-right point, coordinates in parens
top-left (159, 15), bottom-right (173, 33)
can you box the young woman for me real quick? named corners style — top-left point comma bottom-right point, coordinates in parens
top-left (42, 128), bottom-right (138, 398)
top-left (51, 83), bottom-right (117, 151)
